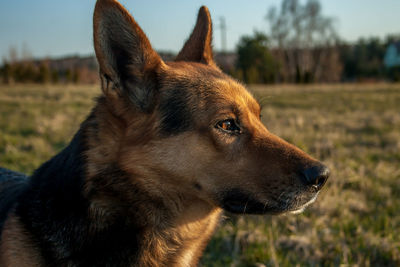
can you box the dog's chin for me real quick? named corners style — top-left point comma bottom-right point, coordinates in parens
top-left (288, 192), bottom-right (319, 214)
top-left (221, 189), bottom-right (319, 215)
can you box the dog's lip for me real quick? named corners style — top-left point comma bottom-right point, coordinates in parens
top-left (222, 199), bottom-right (298, 215)
top-left (222, 190), bottom-right (320, 215)
top-left (222, 195), bottom-right (283, 215)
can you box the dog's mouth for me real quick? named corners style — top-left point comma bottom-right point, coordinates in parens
top-left (220, 189), bottom-right (319, 215)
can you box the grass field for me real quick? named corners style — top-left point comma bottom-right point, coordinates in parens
top-left (1, 83), bottom-right (400, 266)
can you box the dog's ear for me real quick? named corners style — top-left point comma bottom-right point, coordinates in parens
top-left (175, 6), bottom-right (215, 66)
top-left (93, 0), bottom-right (164, 111)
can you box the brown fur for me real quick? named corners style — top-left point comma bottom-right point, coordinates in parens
top-left (0, 1), bottom-right (329, 266)
top-left (0, 213), bottom-right (42, 267)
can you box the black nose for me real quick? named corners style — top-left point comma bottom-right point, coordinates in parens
top-left (301, 164), bottom-right (330, 190)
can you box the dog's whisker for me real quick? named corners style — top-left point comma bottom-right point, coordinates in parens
top-left (243, 200), bottom-right (249, 215)
top-left (263, 200), bottom-right (268, 212)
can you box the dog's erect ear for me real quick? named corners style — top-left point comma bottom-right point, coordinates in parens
top-left (93, 0), bottom-right (163, 111)
top-left (175, 6), bottom-right (215, 66)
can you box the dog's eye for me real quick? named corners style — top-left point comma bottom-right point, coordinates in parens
top-left (216, 119), bottom-right (241, 134)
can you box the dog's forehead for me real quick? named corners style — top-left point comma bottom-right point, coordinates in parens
top-left (212, 79), bottom-right (260, 115)
top-left (162, 62), bottom-right (226, 84)
top-left (161, 62), bottom-right (260, 114)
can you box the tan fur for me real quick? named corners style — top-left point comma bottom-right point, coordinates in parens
top-left (0, 213), bottom-right (41, 267)
top-left (132, 203), bottom-right (221, 267)
top-left (172, 206), bottom-right (221, 266)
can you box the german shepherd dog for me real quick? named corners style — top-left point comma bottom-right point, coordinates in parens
top-left (0, 0), bottom-right (330, 266)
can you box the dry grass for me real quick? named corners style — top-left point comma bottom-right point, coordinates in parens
top-left (0, 84), bottom-right (97, 173)
top-left (1, 83), bottom-right (400, 266)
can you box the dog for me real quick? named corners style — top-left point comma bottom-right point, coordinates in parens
top-left (0, 0), bottom-right (330, 266)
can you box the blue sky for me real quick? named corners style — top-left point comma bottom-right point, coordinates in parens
top-left (0, 0), bottom-right (399, 60)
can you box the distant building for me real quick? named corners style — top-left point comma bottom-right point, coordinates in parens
top-left (384, 42), bottom-right (400, 68)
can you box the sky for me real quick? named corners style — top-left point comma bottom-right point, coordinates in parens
top-left (0, 0), bottom-right (399, 60)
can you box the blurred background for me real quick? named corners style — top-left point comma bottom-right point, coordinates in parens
top-left (0, 0), bottom-right (399, 266)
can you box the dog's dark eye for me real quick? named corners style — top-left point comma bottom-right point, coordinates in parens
top-left (216, 119), bottom-right (241, 134)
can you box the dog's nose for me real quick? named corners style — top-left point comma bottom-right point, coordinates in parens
top-left (301, 164), bottom-right (330, 190)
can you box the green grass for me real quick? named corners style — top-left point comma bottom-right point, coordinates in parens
top-left (1, 83), bottom-right (400, 266)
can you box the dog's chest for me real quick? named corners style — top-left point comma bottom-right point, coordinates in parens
top-left (172, 208), bottom-right (222, 266)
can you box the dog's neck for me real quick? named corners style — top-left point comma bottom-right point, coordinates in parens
top-left (13, 108), bottom-right (222, 266)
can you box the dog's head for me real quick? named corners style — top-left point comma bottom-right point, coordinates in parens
top-left (90, 0), bottom-right (330, 215)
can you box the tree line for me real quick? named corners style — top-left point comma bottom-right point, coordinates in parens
top-left (0, 60), bottom-right (81, 84)
top-left (233, 0), bottom-right (400, 84)
top-left (232, 32), bottom-right (400, 84)
top-left (0, 48), bottom-right (98, 85)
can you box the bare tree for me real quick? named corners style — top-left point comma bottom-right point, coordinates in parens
top-left (267, 0), bottom-right (342, 83)
top-left (8, 46), bottom-right (19, 64)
